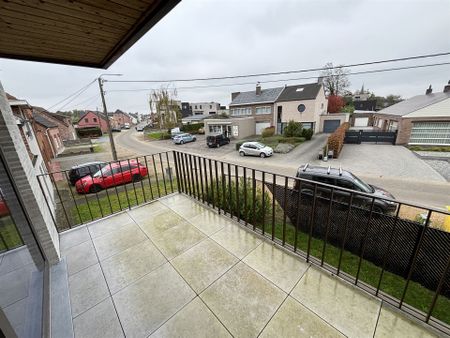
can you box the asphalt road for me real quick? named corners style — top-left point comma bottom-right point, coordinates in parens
top-left (113, 129), bottom-right (450, 211)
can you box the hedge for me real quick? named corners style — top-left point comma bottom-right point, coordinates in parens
top-left (327, 122), bottom-right (349, 158)
top-left (261, 126), bottom-right (275, 138)
top-left (279, 137), bottom-right (305, 144)
top-left (76, 127), bottom-right (102, 138)
top-left (180, 123), bottom-right (204, 134)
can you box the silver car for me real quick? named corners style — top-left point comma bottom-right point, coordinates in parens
top-left (173, 133), bottom-right (196, 144)
top-left (239, 142), bottom-right (273, 158)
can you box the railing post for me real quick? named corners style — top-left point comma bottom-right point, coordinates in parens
top-left (321, 187), bottom-right (334, 266)
top-left (282, 177), bottom-right (288, 245)
top-left (306, 184), bottom-right (318, 262)
top-left (337, 192), bottom-right (354, 274)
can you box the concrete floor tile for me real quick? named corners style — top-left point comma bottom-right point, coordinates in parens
top-left (62, 240), bottom-right (98, 276)
top-left (101, 240), bottom-right (167, 294)
top-left (200, 262), bottom-right (286, 338)
top-left (59, 227), bottom-right (90, 251)
top-left (291, 266), bottom-right (381, 338)
top-left (0, 264), bottom-right (36, 308)
top-left (169, 199), bottom-right (206, 219)
top-left (0, 247), bottom-right (33, 275)
top-left (136, 209), bottom-right (185, 238)
top-left (151, 222), bottom-right (206, 260)
top-left (113, 263), bottom-right (195, 337)
top-left (92, 223), bottom-right (147, 260)
top-left (211, 223), bottom-right (262, 259)
top-left (374, 305), bottom-right (440, 338)
top-left (189, 210), bottom-right (232, 236)
top-left (150, 297), bottom-right (231, 338)
top-left (172, 239), bottom-right (238, 293)
top-left (243, 242), bottom-right (309, 293)
top-left (259, 296), bottom-right (345, 338)
top-left (3, 297), bottom-right (28, 329)
top-left (73, 298), bottom-right (123, 338)
top-left (69, 264), bottom-right (109, 318)
top-left (127, 201), bottom-right (168, 222)
top-left (88, 212), bottom-right (134, 239)
top-left (160, 194), bottom-right (194, 206)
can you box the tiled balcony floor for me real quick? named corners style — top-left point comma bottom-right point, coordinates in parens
top-left (59, 193), bottom-right (441, 338)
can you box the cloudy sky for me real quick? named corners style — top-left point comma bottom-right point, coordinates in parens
top-left (1, 0), bottom-right (449, 114)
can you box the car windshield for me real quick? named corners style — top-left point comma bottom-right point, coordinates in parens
top-left (254, 142), bottom-right (265, 149)
top-left (350, 174), bottom-right (374, 193)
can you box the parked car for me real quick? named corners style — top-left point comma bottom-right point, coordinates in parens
top-left (0, 196), bottom-right (10, 217)
top-left (173, 133), bottom-right (196, 144)
top-left (295, 164), bottom-right (397, 214)
top-left (207, 134), bottom-right (230, 148)
top-left (136, 126), bottom-right (144, 132)
top-left (75, 160), bottom-right (148, 194)
top-left (68, 161), bottom-right (108, 186)
top-left (239, 142), bottom-right (273, 158)
top-left (111, 127), bottom-right (122, 132)
top-left (124, 123), bottom-right (130, 129)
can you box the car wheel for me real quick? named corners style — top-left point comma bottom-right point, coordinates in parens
top-left (89, 184), bottom-right (102, 193)
top-left (180, 140), bottom-right (184, 144)
top-left (216, 144), bottom-right (220, 148)
top-left (373, 206), bottom-right (384, 214)
top-left (132, 174), bottom-right (142, 183)
top-left (193, 137), bottom-right (196, 141)
top-left (239, 151), bottom-right (245, 157)
top-left (260, 152), bottom-right (266, 158)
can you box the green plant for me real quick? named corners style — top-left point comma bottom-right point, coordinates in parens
top-left (261, 126), bottom-right (275, 138)
top-left (181, 123), bottom-right (204, 134)
top-left (301, 128), bottom-right (314, 140)
top-left (283, 120), bottom-right (303, 137)
top-left (278, 137), bottom-right (305, 144)
top-left (76, 127), bottom-right (102, 138)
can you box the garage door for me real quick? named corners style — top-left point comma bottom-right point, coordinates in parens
top-left (354, 117), bottom-right (369, 127)
top-left (409, 122), bottom-right (450, 145)
top-left (323, 120), bottom-right (341, 133)
top-left (255, 122), bottom-right (271, 135)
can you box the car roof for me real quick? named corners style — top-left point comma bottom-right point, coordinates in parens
top-left (296, 164), bottom-right (354, 179)
top-left (242, 141), bottom-right (263, 146)
top-left (71, 161), bottom-right (106, 169)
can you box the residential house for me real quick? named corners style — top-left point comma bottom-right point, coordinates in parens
top-left (229, 82), bottom-right (328, 135)
top-left (76, 110), bottom-right (109, 133)
top-left (368, 83), bottom-right (450, 145)
top-left (181, 102), bottom-right (192, 117)
top-left (191, 102), bottom-right (221, 115)
top-left (33, 106), bottom-right (77, 141)
top-left (8, 95), bottom-right (64, 170)
top-left (112, 109), bottom-right (132, 127)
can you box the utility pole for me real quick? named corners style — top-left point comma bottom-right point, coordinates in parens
top-left (98, 77), bottom-right (118, 161)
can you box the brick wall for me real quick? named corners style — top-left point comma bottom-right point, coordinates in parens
top-left (0, 81), bottom-right (59, 264)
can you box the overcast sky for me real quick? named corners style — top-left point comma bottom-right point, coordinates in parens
top-left (1, 0), bottom-right (449, 114)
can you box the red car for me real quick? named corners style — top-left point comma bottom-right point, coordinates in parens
top-left (0, 197), bottom-right (10, 217)
top-left (75, 160), bottom-right (148, 194)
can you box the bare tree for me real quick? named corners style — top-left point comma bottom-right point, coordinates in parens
top-left (149, 85), bottom-right (181, 130)
top-left (320, 62), bottom-right (350, 96)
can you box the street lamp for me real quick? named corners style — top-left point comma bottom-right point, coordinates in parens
top-left (98, 74), bottom-right (122, 161)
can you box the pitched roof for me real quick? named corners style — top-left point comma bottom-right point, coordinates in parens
top-left (230, 87), bottom-right (284, 106)
top-left (406, 97), bottom-right (450, 118)
top-left (33, 106), bottom-right (71, 126)
top-left (33, 112), bottom-right (58, 128)
top-left (375, 92), bottom-right (450, 117)
top-left (77, 110), bottom-right (107, 123)
top-left (276, 83), bottom-right (322, 102)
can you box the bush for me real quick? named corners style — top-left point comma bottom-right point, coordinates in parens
top-left (278, 137), bottom-right (305, 144)
top-left (180, 123), bottom-right (204, 134)
top-left (327, 122), bottom-right (349, 158)
top-left (283, 120), bottom-right (303, 137)
top-left (147, 131), bottom-right (172, 140)
top-left (302, 128), bottom-right (313, 140)
top-left (76, 127), bottom-right (102, 138)
top-left (261, 126), bottom-right (275, 138)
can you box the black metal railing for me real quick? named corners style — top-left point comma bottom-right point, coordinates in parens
top-left (39, 150), bottom-right (450, 334)
top-left (37, 151), bottom-right (176, 232)
top-left (173, 150), bottom-right (450, 334)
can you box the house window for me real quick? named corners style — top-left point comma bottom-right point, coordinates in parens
top-left (195, 105), bottom-right (197, 109)
top-left (230, 108), bottom-right (252, 116)
top-left (209, 125), bottom-right (224, 133)
top-left (209, 105), bottom-right (212, 109)
top-left (255, 106), bottom-right (271, 115)
top-left (93, 118), bottom-right (97, 122)
top-left (200, 105), bottom-right (202, 109)
top-left (84, 118), bottom-right (88, 122)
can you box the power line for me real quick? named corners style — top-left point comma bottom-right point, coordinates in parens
top-left (104, 51), bottom-right (450, 84)
top-left (46, 79), bottom-right (97, 111)
top-left (55, 82), bottom-right (98, 111)
top-left (106, 61), bottom-right (450, 93)
top-left (71, 93), bottom-right (100, 109)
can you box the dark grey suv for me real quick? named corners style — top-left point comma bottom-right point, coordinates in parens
top-left (295, 164), bottom-right (397, 214)
top-left (68, 161), bottom-right (107, 186)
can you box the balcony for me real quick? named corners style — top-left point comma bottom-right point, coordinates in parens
top-left (57, 193), bottom-right (439, 338)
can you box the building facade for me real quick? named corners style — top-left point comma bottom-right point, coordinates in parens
top-left (204, 117), bottom-right (255, 140)
top-left (76, 111), bottom-right (109, 133)
top-left (34, 107), bottom-right (77, 141)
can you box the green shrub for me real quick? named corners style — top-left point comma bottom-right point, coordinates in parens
top-left (283, 120), bottom-right (303, 137)
top-left (147, 131), bottom-right (172, 140)
top-left (181, 123), bottom-right (204, 134)
top-left (261, 126), bottom-right (275, 138)
top-left (279, 137), bottom-right (305, 144)
top-left (76, 127), bottom-right (102, 138)
top-left (302, 128), bottom-right (314, 140)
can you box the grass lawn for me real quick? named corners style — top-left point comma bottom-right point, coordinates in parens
top-left (0, 216), bottom-right (23, 251)
top-left (145, 131), bottom-right (171, 140)
top-left (93, 144), bottom-right (104, 153)
top-left (408, 145), bottom-right (450, 152)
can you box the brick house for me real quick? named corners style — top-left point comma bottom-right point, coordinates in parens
top-left (76, 110), bottom-right (109, 133)
top-left (33, 106), bottom-right (77, 141)
top-left (112, 109), bottom-right (132, 127)
top-left (370, 83), bottom-right (450, 145)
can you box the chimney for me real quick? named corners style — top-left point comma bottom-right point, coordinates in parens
top-left (317, 76), bottom-right (324, 84)
top-left (444, 80), bottom-right (450, 93)
top-left (231, 92), bottom-right (240, 101)
top-left (425, 85), bottom-right (432, 95)
top-left (256, 82), bottom-right (261, 96)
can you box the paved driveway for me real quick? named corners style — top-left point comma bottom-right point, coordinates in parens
top-left (325, 144), bottom-right (445, 182)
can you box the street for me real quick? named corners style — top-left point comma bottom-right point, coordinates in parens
top-left (74, 128), bottom-right (450, 210)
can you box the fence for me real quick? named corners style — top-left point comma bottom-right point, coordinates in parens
top-left (39, 150), bottom-right (450, 334)
top-left (345, 130), bottom-right (397, 144)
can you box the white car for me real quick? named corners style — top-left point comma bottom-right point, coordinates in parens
top-left (239, 142), bottom-right (273, 158)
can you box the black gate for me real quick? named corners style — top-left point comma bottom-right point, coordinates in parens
top-left (345, 130), bottom-right (397, 144)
